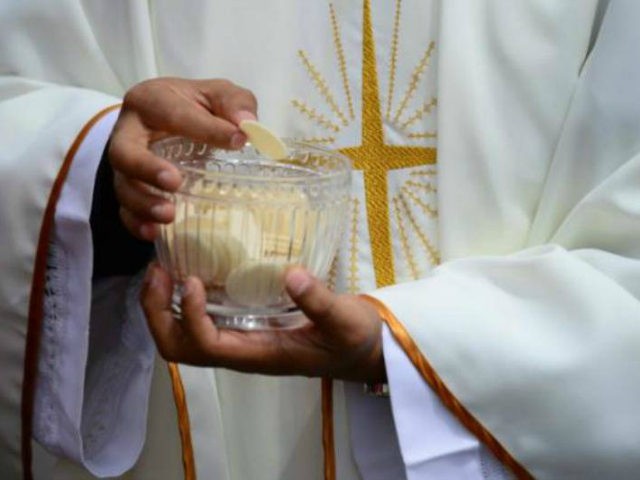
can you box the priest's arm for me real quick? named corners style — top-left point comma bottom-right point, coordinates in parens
top-left (0, 8), bottom-right (256, 478)
top-left (0, 73), bottom-right (165, 478)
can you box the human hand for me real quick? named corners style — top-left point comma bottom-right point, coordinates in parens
top-left (140, 264), bottom-right (386, 383)
top-left (109, 77), bottom-right (258, 241)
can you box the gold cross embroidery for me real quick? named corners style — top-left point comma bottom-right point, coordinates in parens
top-left (340, 0), bottom-right (436, 288)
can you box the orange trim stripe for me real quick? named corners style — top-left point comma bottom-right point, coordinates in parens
top-left (321, 378), bottom-right (336, 480)
top-left (361, 294), bottom-right (534, 480)
top-left (22, 104), bottom-right (121, 480)
top-left (167, 363), bottom-right (197, 480)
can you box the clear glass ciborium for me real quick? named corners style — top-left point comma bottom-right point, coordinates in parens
top-left (152, 137), bottom-right (351, 330)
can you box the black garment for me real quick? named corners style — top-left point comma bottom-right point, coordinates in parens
top-left (90, 141), bottom-right (154, 278)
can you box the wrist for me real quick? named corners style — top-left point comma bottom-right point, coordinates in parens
top-left (366, 334), bottom-right (387, 383)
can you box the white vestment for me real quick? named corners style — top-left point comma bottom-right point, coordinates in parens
top-left (2, 1), bottom-right (639, 479)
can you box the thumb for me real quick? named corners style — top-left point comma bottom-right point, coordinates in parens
top-left (285, 267), bottom-right (345, 330)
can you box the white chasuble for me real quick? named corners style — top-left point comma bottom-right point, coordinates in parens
top-left (372, 1), bottom-right (640, 479)
top-left (146, 1), bottom-right (440, 479)
top-left (1, 1), bottom-right (436, 479)
top-left (2, 1), bottom-right (640, 480)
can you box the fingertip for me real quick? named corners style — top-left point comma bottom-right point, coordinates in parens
top-left (183, 276), bottom-right (204, 298)
top-left (230, 132), bottom-right (247, 150)
top-left (181, 277), bottom-right (212, 337)
top-left (143, 260), bottom-right (159, 283)
top-left (156, 168), bottom-right (182, 191)
top-left (153, 262), bottom-right (172, 287)
top-left (182, 277), bottom-right (208, 314)
top-left (150, 202), bottom-right (175, 223)
top-left (141, 262), bottom-right (169, 309)
top-left (139, 222), bottom-right (159, 241)
top-left (285, 267), bottom-right (313, 298)
top-left (120, 208), bottom-right (156, 241)
top-left (233, 110), bottom-right (257, 124)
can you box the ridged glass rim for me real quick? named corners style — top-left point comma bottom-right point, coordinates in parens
top-left (150, 136), bottom-right (352, 186)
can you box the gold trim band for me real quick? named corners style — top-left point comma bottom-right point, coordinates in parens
top-left (167, 363), bottom-right (197, 480)
top-left (321, 378), bottom-right (336, 480)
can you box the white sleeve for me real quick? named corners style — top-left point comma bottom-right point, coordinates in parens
top-left (33, 109), bottom-right (156, 478)
top-left (382, 325), bottom-right (511, 480)
top-left (343, 382), bottom-right (406, 480)
top-left (369, 2), bottom-right (640, 478)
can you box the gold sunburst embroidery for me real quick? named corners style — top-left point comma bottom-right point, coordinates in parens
top-left (400, 97), bottom-right (437, 131)
top-left (293, 0), bottom-right (439, 287)
top-left (408, 131), bottom-right (437, 140)
top-left (348, 198), bottom-right (361, 293)
top-left (409, 168), bottom-right (437, 178)
top-left (298, 135), bottom-right (337, 145)
top-left (399, 185), bottom-right (437, 218)
top-left (396, 193), bottom-right (440, 266)
top-left (329, 2), bottom-right (355, 121)
top-left (296, 50), bottom-right (350, 127)
top-left (392, 41), bottom-right (436, 126)
top-left (291, 99), bottom-right (342, 133)
top-left (405, 179), bottom-right (437, 194)
top-left (392, 197), bottom-right (421, 280)
top-left (326, 254), bottom-right (339, 292)
top-left (385, 0), bottom-right (403, 121)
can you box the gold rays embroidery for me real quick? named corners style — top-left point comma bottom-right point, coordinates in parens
top-left (400, 97), bottom-right (437, 131)
top-left (292, 0), bottom-right (439, 287)
top-left (385, 0), bottom-right (402, 121)
top-left (408, 131), bottom-right (437, 140)
top-left (382, 2), bottom-right (437, 141)
top-left (291, 99), bottom-right (342, 133)
top-left (297, 135), bottom-right (336, 145)
top-left (405, 179), bottom-right (436, 194)
top-left (410, 168), bottom-right (437, 178)
top-left (329, 2), bottom-right (355, 121)
top-left (348, 198), bottom-right (361, 293)
top-left (294, 1), bottom-right (437, 147)
top-left (296, 50), bottom-right (350, 127)
top-left (400, 184), bottom-right (437, 218)
top-left (326, 255), bottom-right (339, 292)
top-left (392, 197), bottom-right (421, 279)
top-left (392, 170), bottom-right (439, 279)
top-left (394, 189), bottom-right (440, 267)
top-left (392, 41), bottom-right (436, 126)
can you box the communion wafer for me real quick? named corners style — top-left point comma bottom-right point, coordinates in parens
top-left (251, 188), bottom-right (312, 258)
top-left (170, 217), bottom-right (248, 285)
top-left (239, 120), bottom-right (288, 160)
top-left (225, 261), bottom-right (288, 307)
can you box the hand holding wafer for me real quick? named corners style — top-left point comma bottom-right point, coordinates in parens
top-left (108, 77), bottom-right (258, 240)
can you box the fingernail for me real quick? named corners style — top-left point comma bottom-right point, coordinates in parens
top-left (157, 170), bottom-right (177, 189)
top-left (143, 263), bottom-right (155, 286)
top-left (230, 132), bottom-right (246, 149)
top-left (151, 203), bottom-right (169, 220)
top-left (183, 277), bottom-right (197, 297)
top-left (139, 223), bottom-right (155, 239)
top-left (235, 110), bottom-right (257, 123)
top-left (145, 264), bottom-right (161, 290)
top-left (286, 268), bottom-right (312, 297)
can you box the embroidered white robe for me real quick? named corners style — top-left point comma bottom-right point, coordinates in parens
top-left (2, 1), bottom-right (638, 479)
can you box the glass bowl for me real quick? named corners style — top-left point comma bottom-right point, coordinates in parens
top-left (151, 137), bottom-right (351, 330)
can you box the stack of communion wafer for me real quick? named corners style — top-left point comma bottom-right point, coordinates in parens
top-left (166, 120), bottom-right (315, 308)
